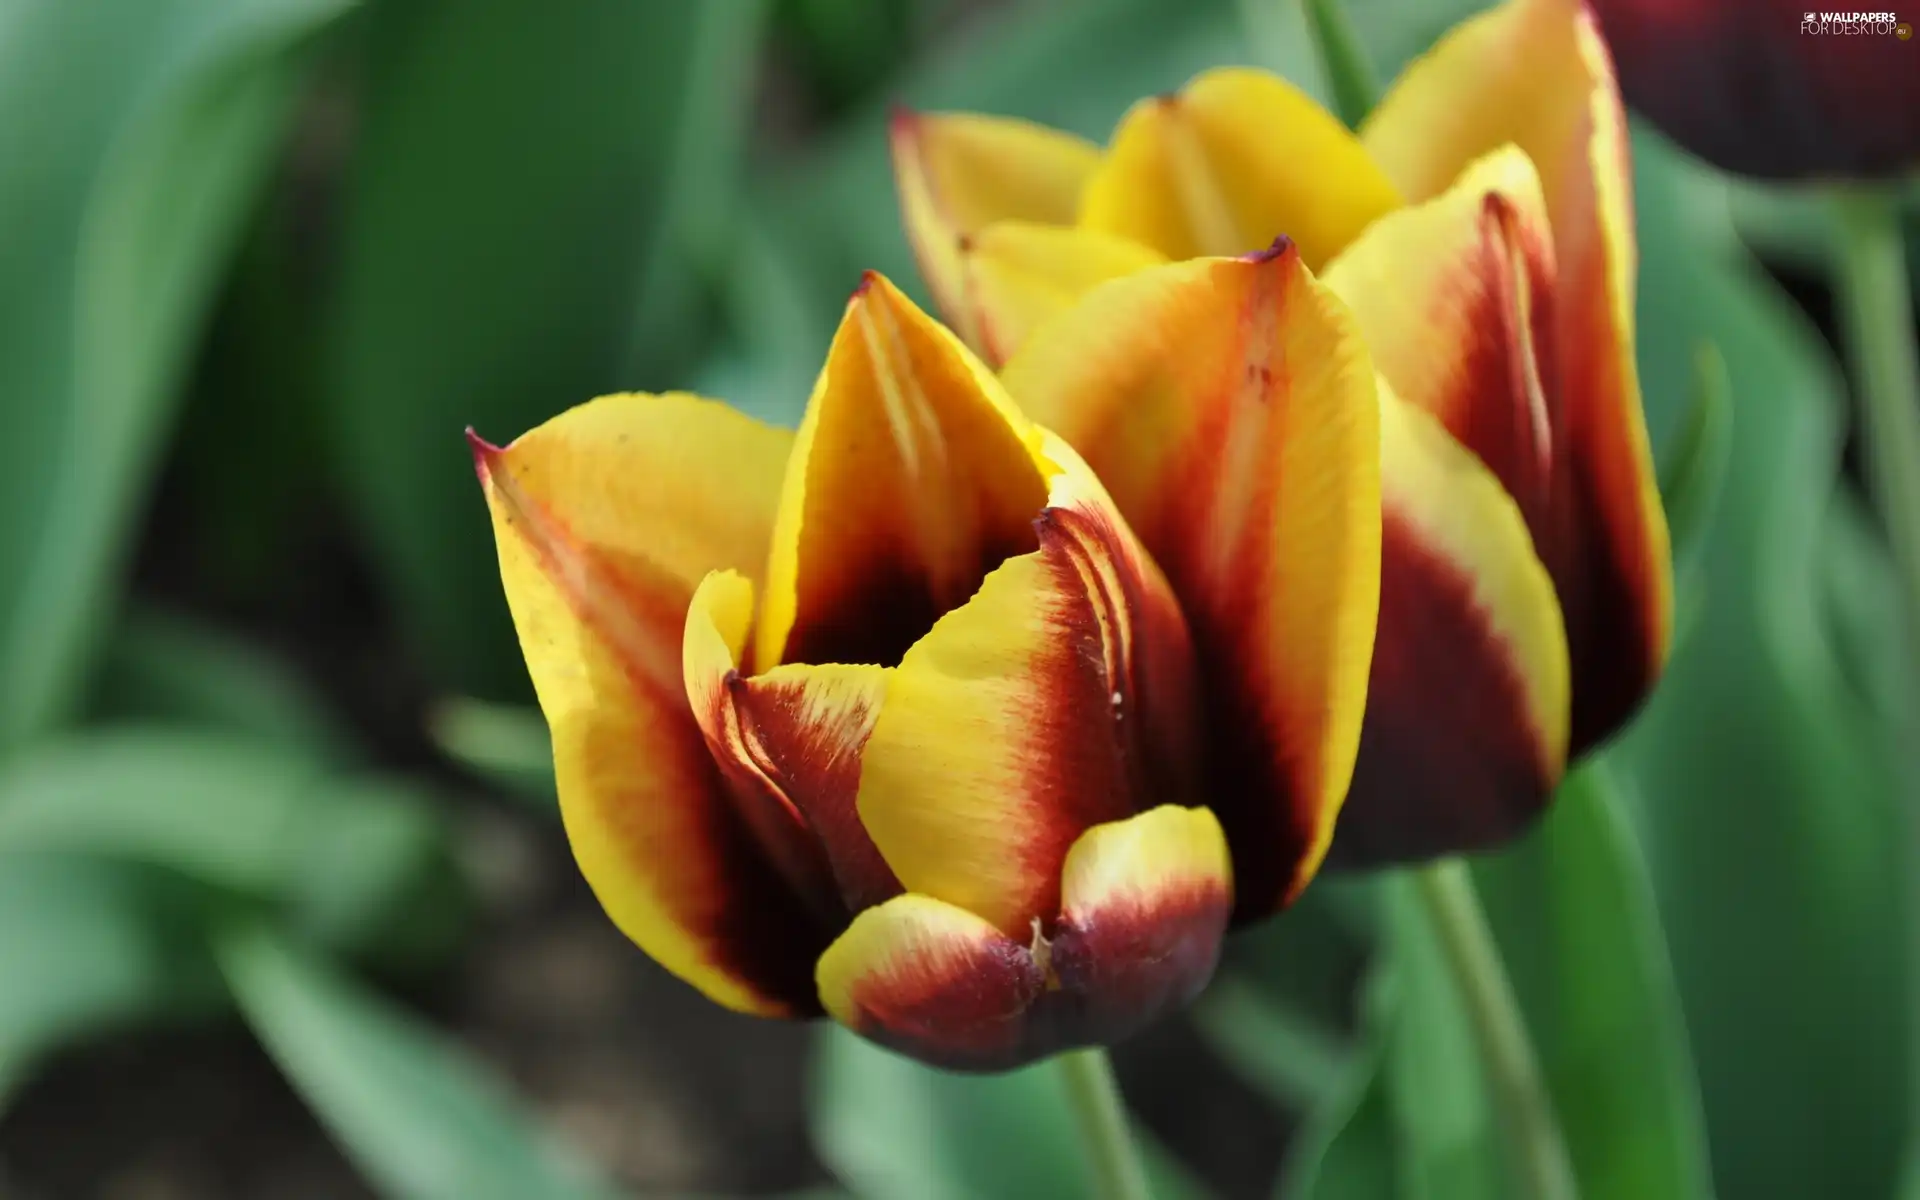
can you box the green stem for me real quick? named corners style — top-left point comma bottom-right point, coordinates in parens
top-left (1056, 1048), bottom-right (1153, 1200)
top-left (1413, 860), bottom-right (1580, 1200)
top-left (1830, 186), bottom-right (1920, 1192)
top-left (1831, 188), bottom-right (1920, 690)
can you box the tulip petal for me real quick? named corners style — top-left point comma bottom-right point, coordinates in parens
top-left (816, 805), bottom-right (1231, 1071)
top-left (472, 394), bottom-right (826, 1015)
top-left (891, 110), bottom-right (1104, 351)
top-left (1589, 0), bottom-right (1920, 181)
top-left (1328, 386), bottom-right (1571, 868)
top-left (755, 272), bottom-right (1049, 671)
top-left (855, 434), bottom-right (1204, 939)
top-left (684, 569), bottom-right (899, 915)
top-left (1047, 803), bottom-right (1233, 1044)
top-left (1362, 0), bottom-right (1672, 751)
top-left (954, 220), bottom-right (1168, 367)
top-left (1001, 245), bottom-right (1381, 918)
top-left (1324, 145), bottom-right (1559, 532)
top-left (1079, 67), bottom-right (1402, 268)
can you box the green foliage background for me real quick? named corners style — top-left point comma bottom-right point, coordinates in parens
top-left (0, 0), bottom-right (1913, 1197)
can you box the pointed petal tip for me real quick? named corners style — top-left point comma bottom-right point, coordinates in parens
top-left (1239, 235), bottom-right (1298, 266)
top-left (465, 427), bottom-right (504, 483)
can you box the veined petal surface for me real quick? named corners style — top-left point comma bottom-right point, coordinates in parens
top-left (816, 805), bottom-right (1231, 1071)
top-left (891, 111), bottom-right (1103, 349)
top-left (1080, 68), bottom-right (1402, 269)
top-left (1329, 386), bottom-right (1571, 868)
top-left (472, 394), bottom-right (825, 1015)
top-left (855, 433), bottom-right (1204, 937)
top-left (756, 272), bottom-right (1048, 672)
top-left (1002, 245), bottom-right (1381, 918)
top-left (1363, 0), bottom-right (1671, 751)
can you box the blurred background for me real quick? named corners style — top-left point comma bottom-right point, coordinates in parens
top-left (0, 0), bottom-right (1916, 1197)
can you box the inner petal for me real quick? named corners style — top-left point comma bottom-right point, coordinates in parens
top-left (755, 272), bottom-right (1049, 671)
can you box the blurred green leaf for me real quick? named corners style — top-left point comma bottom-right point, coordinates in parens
top-left (1277, 968), bottom-right (1398, 1200)
top-left (1188, 974), bottom-right (1351, 1113)
top-left (91, 605), bottom-right (358, 761)
top-left (1189, 880), bottom-right (1369, 1114)
top-left (324, 0), bottom-right (770, 700)
top-left (0, 855), bottom-right (226, 1108)
top-left (1282, 768), bottom-right (1712, 1200)
top-left (810, 1026), bottom-right (1208, 1200)
top-left (427, 697), bottom-right (555, 808)
top-left (220, 924), bottom-right (616, 1200)
top-left (0, 727), bottom-right (463, 961)
top-left (1296, 0), bottom-right (1381, 128)
top-left (1618, 125), bottom-right (1911, 1200)
top-left (0, 0), bottom-right (355, 751)
top-left (1474, 765), bottom-right (1716, 1200)
top-left (1657, 343), bottom-right (1733, 587)
top-left (1819, 491), bottom-right (1915, 724)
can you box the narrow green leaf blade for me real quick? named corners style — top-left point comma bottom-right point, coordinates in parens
top-left (220, 925), bottom-right (616, 1200)
top-left (0, 0), bottom-right (355, 749)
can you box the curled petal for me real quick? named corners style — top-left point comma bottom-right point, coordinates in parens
top-left (891, 110), bottom-right (1104, 351)
top-left (756, 272), bottom-right (1048, 671)
top-left (471, 394), bottom-right (824, 1015)
top-left (684, 571), bottom-right (898, 915)
top-left (1080, 67), bottom-right (1402, 268)
top-left (1328, 387), bottom-right (1571, 868)
top-left (816, 805), bottom-right (1231, 1071)
top-left (1324, 145), bottom-right (1560, 534)
top-left (1002, 245), bottom-right (1381, 919)
top-left (953, 221), bottom-right (1168, 367)
top-left (1363, 0), bottom-right (1672, 751)
top-left (1589, 0), bottom-right (1920, 180)
top-left (855, 435), bottom-right (1203, 937)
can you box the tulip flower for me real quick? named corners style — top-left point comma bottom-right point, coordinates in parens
top-left (469, 268), bottom-right (1381, 1068)
top-left (1588, 0), bottom-right (1920, 180)
top-left (891, 0), bottom-right (1673, 867)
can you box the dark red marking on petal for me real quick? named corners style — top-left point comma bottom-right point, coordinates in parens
top-left (1239, 235), bottom-right (1296, 265)
top-left (1591, 0), bottom-right (1920, 180)
top-left (837, 924), bottom-right (1047, 1070)
top-left (1326, 512), bottom-right (1556, 868)
top-left (483, 456), bottom-right (835, 1013)
top-left (465, 427), bottom-right (502, 483)
top-left (1428, 192), bottom-right (1560, 535)
top-left (726, 673), bottom-right (902, 913)
top-left (1046, 873), bottom-right (1231, 1046)
top-left (779, 524), bottom-right (1038, 669)
top-left (836, 877), bottom-right (1229, 1073)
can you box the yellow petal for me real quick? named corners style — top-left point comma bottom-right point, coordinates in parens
top-left (1362, 0), bottom-right (1671, 750)
top-left (1079, 67), bottom-right (1403, 268)
top-left (1328, 384), bottom-right (1571, 867)
top-left (683, 570), bottom-right (897, 914)
top-left (1000, 245), bottom-right (1380, 918)
top-left (1324, 145), bottom-right (1557, 529)
top-left (472, 394), bottom-right (825, 1016)
top-left (891, 110), bottom-right (1104, 351)
top-left (956, 220), bottom-right (1168, 367)
top-left (815, 805), bottom-right (1231, 1071)
top-left (755, 272), bottom-right (1048, 672)
top-left (854, 433), bottom-right (1204, 938)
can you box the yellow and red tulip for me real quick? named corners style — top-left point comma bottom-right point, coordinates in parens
top-left (1588, 0), bottom-right (1920, 180)
top-left (890, 0), bottom-right (1672, 868)
top-left (470, 269), bottom-right (1381, 1067)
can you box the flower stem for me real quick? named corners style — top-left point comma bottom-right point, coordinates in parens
top-left (1412, 859), bottom-right (1580, 1200)
top-left (1056, 1047), bottom-right (1153, 1200)
top-left (1830, 187), bottom-right (1920, 692)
